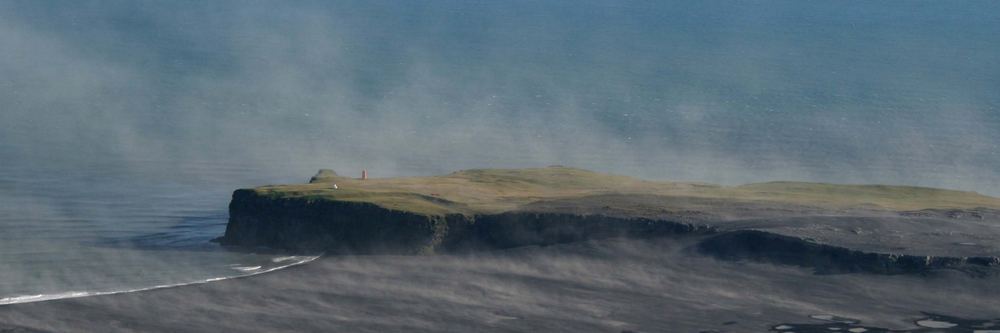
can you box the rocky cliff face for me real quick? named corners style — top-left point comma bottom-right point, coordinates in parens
top-left (439, 212), bottom-right (711, 253)
top-left (222, 190), bottom-right (999, 276)
top-left (222, 189), bottom-right (446, 254)
top-left (220, 189), bottom-right (708, 254)
top-left (697, 230), bottom-right (1000, 275)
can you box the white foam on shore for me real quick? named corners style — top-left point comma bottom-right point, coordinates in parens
top-left (231, 266), bottom-right (262, 272)
top-left (0, 255), bottom-right (319, 306)
top-left (271, 256), bottom-right (299, 263)
top-left (915, 319), bottom-right (958, 328)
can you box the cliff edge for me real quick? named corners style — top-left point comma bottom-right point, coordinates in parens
top-left (219, 166), bottom-right (1000, 275)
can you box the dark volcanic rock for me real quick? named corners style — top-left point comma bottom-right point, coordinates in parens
top-left (222, 189), bottom-right (446, 253)
top-left (221, 189), bottom-right (1000, 276)
top-left (220, 190), bottom-right (707, 254)
top-left (439, 212), bottom-right (711, 252)
top-left (698, 230), bottom-right (1000, 275)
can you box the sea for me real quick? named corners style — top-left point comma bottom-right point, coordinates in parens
top-left (1, 1), bottom-right (999, 304)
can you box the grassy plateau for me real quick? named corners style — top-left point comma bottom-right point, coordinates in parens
top-left (250, 166), bottom-right (1000, 217)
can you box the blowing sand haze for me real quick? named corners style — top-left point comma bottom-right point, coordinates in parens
top-left (2, 1), bottom-right (1000, 332)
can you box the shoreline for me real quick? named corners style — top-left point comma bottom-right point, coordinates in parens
top-left (0, 255), bottom-right (319, 307)
top-left (1, 238), bottom-right (998, 332)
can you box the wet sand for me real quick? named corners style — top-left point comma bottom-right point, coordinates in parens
top-left (1, 237), bottom-right (998, 332)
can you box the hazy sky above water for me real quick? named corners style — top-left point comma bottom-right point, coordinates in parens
top-left (2, 1), bottom-right (999, 193)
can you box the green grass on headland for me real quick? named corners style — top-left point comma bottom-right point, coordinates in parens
top-left (252, 166), bottom-right (1000, 216)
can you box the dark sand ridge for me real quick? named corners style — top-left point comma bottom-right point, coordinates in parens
top-left (1, 238), bottom-right (998, 332)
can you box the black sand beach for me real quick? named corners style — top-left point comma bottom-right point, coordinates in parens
top-left (2, 237), bottom-right (998, 332)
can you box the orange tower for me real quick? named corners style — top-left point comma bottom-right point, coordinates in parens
top-left (361, 169), bottom-right (368, 180)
